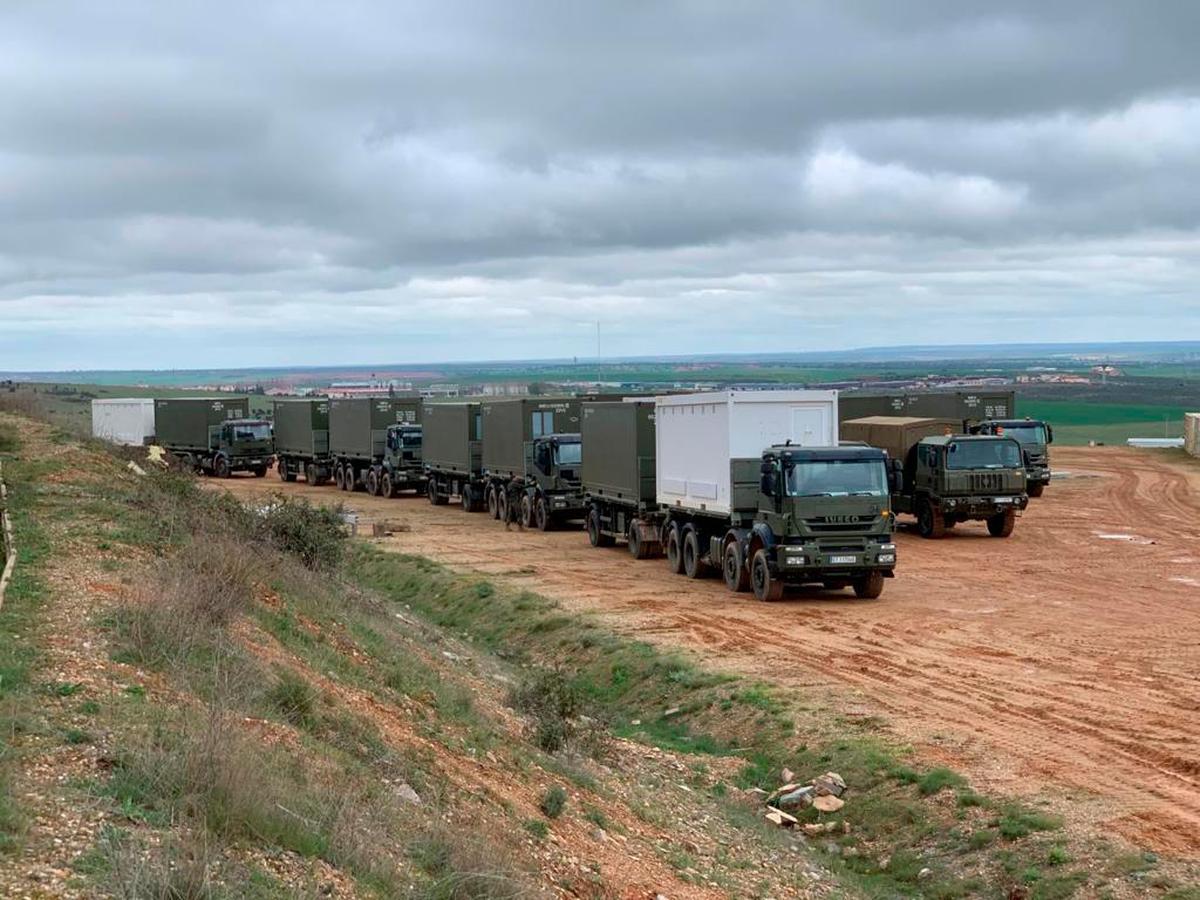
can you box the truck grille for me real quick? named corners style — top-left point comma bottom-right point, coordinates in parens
top-left (804, 515), bottom-right (876, 534)
top-left (967, 472), bottom-right (1004, 492)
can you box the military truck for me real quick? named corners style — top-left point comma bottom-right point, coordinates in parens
top-left (841, 416), bottom-right (1027, 538)
top-left (972, 418), bottom-right (1053, 497)
top-left (581, 400), bottom-right (660, 557)
top-left (273, 398), bottom-right (332, 485)
top-left (481, 397), bottom-right (585, 530)
top-left (154, 397), bottom-right (274, 478)
top-left (423, 401), bottom-right (486, 511)
top-left (329, 397), bottom-right (424, 496)
top-left (839, 390), bottom-right (1016, 431)
top-left (655, 391), bottom-right (898, 601)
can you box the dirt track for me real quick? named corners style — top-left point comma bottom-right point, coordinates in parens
top-left (215, 447), bottom-right (1200, 856)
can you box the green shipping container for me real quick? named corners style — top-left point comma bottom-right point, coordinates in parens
top-left (272, 399), bottom-right (330, 459)
top-left (839, 390), bottom-right (1015, 428)
top-left (422, 402), bottom-right (482, 476)
top-left (580, 400), bottom-right (655, 504)
top-left (329, 397), bottom-right (419, 459)
top-left (481, 397), bottom-right (581, 478)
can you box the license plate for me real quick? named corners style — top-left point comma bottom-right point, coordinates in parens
top-left (994, 497), bottom-right (1013, 504)
top-left (829, 555), bottom-right (856, 564)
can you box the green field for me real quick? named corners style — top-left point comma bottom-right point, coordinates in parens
top-left (1020, 400), bottom-right (1190, 446)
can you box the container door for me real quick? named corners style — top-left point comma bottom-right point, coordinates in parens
top-left (791, 407), bottom-right (830, 447)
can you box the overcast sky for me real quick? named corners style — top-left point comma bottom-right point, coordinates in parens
top-left (3, 1), bottom-right (1200, 371)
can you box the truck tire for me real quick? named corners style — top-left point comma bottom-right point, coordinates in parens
top-left (751, 549), bottom-right (784, 602)
top-left (1028, 482), bottom-right (1045, 498)
top-left (487, 484), bottom-right (500, 519)
top-left (627, 522), bottom-right (647, 560)
top-left (665, 524), bottom-right (684, 575)
top-left (987, 508), bottom-right (1016, 537)
top-left (214, 456), bottom-right (231, 479)
top-left (496, 487), bottom-right (508, 523)
top-left (917, 499), bottom-right (945, 539)
top-left (426, 478), bottom-right (444, 505)
top-left (333, 465), bottom-right (344, 490)
top-left (252, 465), bottom-right (267, 478)
top-left (461, 486), bottom-right (476, 512)
top-left (723, 541), bottom-right (750, 593)
top-left (305, 463), bottom-right (319, 485)
top-left (853, 570), bottom-right (885, 599)
top-left (521, 494), bottom-right (534, 529)
top-left (343, 465), bottom-right (356, 492)
top-left (278, 458), bottom-right (293, 482)
top-left (587, 508), bottom-right (613, 547)
top-left (682, 528), bottom-right (706, 579)
top-left (535, 496), bottom-right (551, 532)
top-left (366, 469), bottom-right (380, 496)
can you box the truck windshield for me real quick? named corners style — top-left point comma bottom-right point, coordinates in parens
top-left (997, 424), bottom-right (1046, 445)
top-left (947, 440), bottom-right (1021, 469)
top-left (554, 441), bottom-right (582, 466)
top-left (233, 423), bottom-right (271, 441)
top-left (786, 459), bottom-right (887, 497)
top-left (400, 430), bottom-right (422, 448)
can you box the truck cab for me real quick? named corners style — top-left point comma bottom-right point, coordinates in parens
top-left (212, 418), bottom-right (274, 477)
top-left (972, 418), bottom-right (1053, 497)
top-left (376, 423), bottom-right (424, 495)
top-left (733, 445), bottom-right (898, 601)
top-left (900, 434), bottom-right (1027, 537)
top-left (520, 433), bottom-right (586, 530)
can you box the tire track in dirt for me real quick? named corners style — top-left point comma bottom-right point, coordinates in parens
top-left (212, 447), bottom-right (1200, 856)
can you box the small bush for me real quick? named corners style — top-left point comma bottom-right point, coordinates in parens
top-left (265, 668), bottom-right (316, 728)
top-left (509, 668), bottom-right (581, 753)
top-left (540, 786), bottom-right (567, 819)
top-left (523, 819), bottom-right (548, 840)
top-left (996, 804), bottom-right (1062, 840)
top-left (918, 767), bottom-right (967, 796)
top-left (0, 425), bottom-right (19, 454)
top-left (257, 498), bottom-right (346, 570)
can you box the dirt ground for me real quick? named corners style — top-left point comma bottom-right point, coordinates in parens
top-left (214, 447), bottom-right (1200, 858)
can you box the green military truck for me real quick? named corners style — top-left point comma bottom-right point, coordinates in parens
top-left (329, 397), bottom-right (424, 496)
top-left (841, 416), bottom-right (1027, 538)
top-left (423, 402), bottom-right (486, 511)
top-left (972, 418), bottom-right (1053, 497)
top-left (154, 397), bottom-right (274, 478)
top-left (481, 397), bottom-right (585, 530)
top-left (654, 392), bottom-right (898, 601)
top-left (273, 398), bottom-right (331, 485)
top-left (581, 400), bottom-right (660, 557)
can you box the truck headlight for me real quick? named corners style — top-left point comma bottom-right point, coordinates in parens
top-left (880, 543), bottom-right (896, 552)
top-left (878, 553), bottom-right (896, 564)
top-left (786, 555), bottom-right (806, 566)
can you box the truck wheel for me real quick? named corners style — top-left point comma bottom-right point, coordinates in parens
top-left (214, 456), bottom-right (231, 479)
top-left (1028, 482), bottom-right (1045, 498)
top-left (682, 528), bottom-right (706, 579)
top-left (627, 522), bottom-right (647, 559)
top-left (751, 549), bottom-right (784, 602)
top-left (520, 494), bottom-right (533, 528)
top-left (277, 458), bottom-right (291, 482)
top-left (252, 466), bottom-right (267, 478)
top-left (987, 508), bottom-right (1016, 537)
top-left (853, 571), bottom-right (885, 600)
top-left (665, 524), bottom-right (684, 574)
top-left (496, 487), bottom-right (508, 524)
top-left (723, 542), bottom-right (750, 593)
top-left (486, 484), bottom-right (500, 519)
top-left (461, 486), bottom-right (476, 512)
top-left (366, 469), bottom-right (380, 496)
top-left (426, 478), bottom-right (441, 505)
top-left (343, 466), bottom-right (356, 492)
top-left (333, 465), bottom-right (344, 490)
top-left (917, 500), bottom-right (945, 538)
top-left (587, 507), bottom-right (613, 547)
top-left (535, 496), bottom-right (551, 532)
top-left (305, 463), bottom-right (319, 485)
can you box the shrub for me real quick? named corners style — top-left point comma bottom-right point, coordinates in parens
top-left (539, 786), bottom-right (567, 819)
top-left (265, 668), bottom-right (316, 728)
top-left (509, 668), bottom-right (581, 753)
top-left (918, 767), bottom-right (967, 796)
top-left (256, 498), bottom-right (346, 570)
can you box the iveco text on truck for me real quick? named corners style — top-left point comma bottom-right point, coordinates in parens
top-left (423, 402), bottom-right (486, 510)
top-left (273, 398), bottom-right (332, 485)
top-left (330, 397), bottom-right (424, 496)
top-left (481, 398), bottom-right (585, 530)
top-left (154, 397), bottom-right (274, 478)
top-left (652, 391), bottom-right (898, 601)
top-left (841, 416), bottom-right (1027, 538)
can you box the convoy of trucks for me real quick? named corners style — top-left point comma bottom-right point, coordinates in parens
top-left (88, 385), bottom-right (1055, 599)
top-left (153, 397), bottom-right (274, 477)
top-left (329, 397), bottom-right (424, 496)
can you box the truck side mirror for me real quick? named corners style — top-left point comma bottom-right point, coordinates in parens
top-left (760, 472), bottom-right (777, 496)
top-left (889, 458), bottom-right (904, 493)
top-left (1047, 425), bottom-right (1054, 444)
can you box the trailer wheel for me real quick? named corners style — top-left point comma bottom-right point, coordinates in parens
top-left (461, 486), bottom-right (476, 512)
top-left (252, 466), bottom-right (267, 478)
top-left (343, 465), bottom-right (356, 492)
top-left (366, 469), bottom-right (380, 496)
top-left (723, 541), bottom-right (749, 593)
top-left (916, 499), bottom-right (945, 538)
top-left (665, 524), bottom-right (684, 575)
top-left (496, 486), bottom-right (508, 524)
top-left (1027, 482), bottom-right (1045, 498)
top-left (278, 458), bottom-right (292, 482)
top-left (587, 507), bottom-right (613, 547)
top-left (627, 522), bottom-right (647, 559)
top-left (486, 484), bottom-right (499, 519)
top-left (305, 463), bottom-right (319, 485)
top-left (853, 571), bottom-right (885, 599)
top-left (987, 508), bottom-right (1016, 537)
top-left (535, 496), bottom-right (551, 531)
top-left (682, 528), bottom-right (706, 579)
top-left (214, 456), bottom-right (231, 479)
top-left (333, 465), bottom-right (344, 490)
top-left (751, 549), bottom-right (784, 602)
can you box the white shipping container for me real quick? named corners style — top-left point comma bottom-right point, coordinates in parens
top-left (92, 399), bottom-right (156, 446)
top-left (1185, 413), bottom-right (1199, 458)
top-left (655, 390), bottom-right (838, 516)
